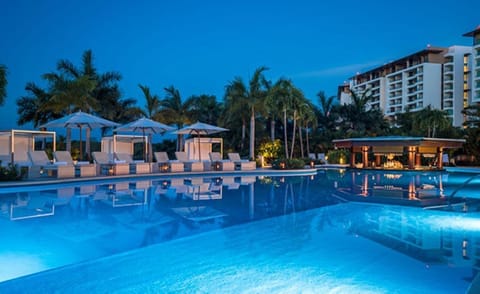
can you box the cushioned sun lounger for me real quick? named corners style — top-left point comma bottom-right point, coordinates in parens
top-left (54, 151), bottom-right (96, 177)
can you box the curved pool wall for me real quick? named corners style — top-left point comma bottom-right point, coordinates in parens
top-left (0, 168), bottom-right (479, 292)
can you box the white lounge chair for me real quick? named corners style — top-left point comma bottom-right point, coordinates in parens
top-left (154, 152), bottom-right (184, 172)
top-left (92, 151), bottom-right (129, 175)
top-left (227, 153), bottom-right (256, 170)
top-left (27, 150), bottom-right (75, 179)
top-left (54, 151), bottom-right (96, 177)
top-left (115, 152), bottom-right (151, 174)
top-left (175, 152), bottom-right (203, 172)
top-left (209, 152), bottom-right (235, 171)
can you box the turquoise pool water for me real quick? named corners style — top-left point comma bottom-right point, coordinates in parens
top-left (0, 169), bottom-right (479, 293)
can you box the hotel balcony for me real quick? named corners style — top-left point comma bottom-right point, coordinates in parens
top-left (388, 98), bottom-right (402, 106)
top-left (443, 92), bottom-right (453, 99)
top-left (444, 65), bottom-right (454, 73)
top-left (444, 73), bottom-right (454, 81)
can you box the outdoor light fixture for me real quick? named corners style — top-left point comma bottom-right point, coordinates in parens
top-left (161, 163), bottom-right (169, 173)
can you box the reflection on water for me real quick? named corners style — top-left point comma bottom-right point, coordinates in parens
top-left (0, 170), bottom-right (479, 288)
top-left (333, 170), bottom-right (480, 210)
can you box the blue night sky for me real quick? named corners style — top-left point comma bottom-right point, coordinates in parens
top-left (1, 0), bottom-right (479, 130)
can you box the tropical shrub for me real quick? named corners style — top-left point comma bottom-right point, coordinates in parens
top-left (0, 163), bottom-right (21, 181)
top-left (272, 158), bottom-right (306, 170)
top-left (327, 149), bottom-right (348, 164)
top-left (258, 139), bottom-right (283, 164)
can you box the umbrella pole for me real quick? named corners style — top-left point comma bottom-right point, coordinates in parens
top-left (197, 132), bottom-right (201, 161)
top-left (143, 129), bottom-right (147, 162)
top-left (79, 125), bottom-right (83, 161)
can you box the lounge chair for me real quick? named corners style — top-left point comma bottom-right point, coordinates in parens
top-left (185, 182), bottom-right (222, 200)
top-left (209, 152), bottom-right (235, 171)
top-left (154, 152), bottom-right (184, 172)
top-left (308, 153), bottom-right (317, 160)
top-left (27, 150), bottom-right (75, 179)
top-left (227, 153), bottom-right (256, 170)
top-left (114, 152), bottom-right (151, 174)
top-left (92, 151), bottom-right (130, 175)
top-left (175, 152), bottom-right (203, 172)
top-left (53, 151), bottom-right (96, 177)
top-left (317, 153), bottom-right (327, 164)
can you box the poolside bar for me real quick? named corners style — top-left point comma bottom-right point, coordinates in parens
top-left (333, 136), bottom-right (466, 170)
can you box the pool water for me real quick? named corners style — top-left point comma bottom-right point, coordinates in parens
top-left (0, 169), bottom-right (479, 293)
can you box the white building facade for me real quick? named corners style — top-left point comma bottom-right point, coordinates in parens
top-left (464, 27), bottom-right (480, 104)
top-left (338, 26), bottom-right (480, 128)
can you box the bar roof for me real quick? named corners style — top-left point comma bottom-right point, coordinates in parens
top-left (333, 136), bottom-right (465, 149)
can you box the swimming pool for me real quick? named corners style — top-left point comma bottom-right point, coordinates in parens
top-left (0, 169), bottom-right (479, 292)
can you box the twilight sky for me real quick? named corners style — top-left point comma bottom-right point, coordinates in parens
top-left (1, 0), bottom-right (479, 130)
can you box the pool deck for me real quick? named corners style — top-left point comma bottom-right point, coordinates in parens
top-left (0, 167), bottom-right (322, 189)
top-left (1, 165), bottom-right (478, 189)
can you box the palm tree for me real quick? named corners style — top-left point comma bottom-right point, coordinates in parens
top-left (298, 100), bottom-right (317, 158)
top-left (138, 84), bottom-right (161, 118)
top-left (315, 91), bottom-right (337, 151)
top-left (16, 50), bottom-right (140, 158)
top-left (266, 78), bottom-right (305, 158)
top-left (186, 94), bottom-right (222, 125)
top-left (415, 105), bottom-right (450, 137)
top-left (247, 66), bottom-right (270, 159)
top-left (156, 85), bottom-right (192, 151)
top-left (41, 73), bottom-right (98, 114)
top-left (288, 87), bottom-right (307, 159)
top-left (337, 88), bottom-right (391, 137)
top-left (17, 82), bottom-right (57, 127)
top-left (0, 64), bottom-right (7, 106)
top-left (223, 77), bottom-right (249, 151)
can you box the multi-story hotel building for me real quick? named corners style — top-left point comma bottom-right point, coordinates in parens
top-left (338, 27), bottom-right (479, 127)
top-left (463, 26), bottom-right (480, 104)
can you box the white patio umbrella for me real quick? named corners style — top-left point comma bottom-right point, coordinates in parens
top-left (175, 121), bottom-right (228, 160)
top-left (39, 111), bottom-right (120, 160)
top-left (114, 117), bottom-right (176, 162)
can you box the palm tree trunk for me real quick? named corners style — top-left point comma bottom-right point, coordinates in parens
top-left (86, 127), bottom-right (91, 161)
top-left (298, 124), bottom-right (304, 158)
top-left (270, 119), bottom-right (275, 141)
top-left (249, 106), bottom-right (255, 160)
top-left (290, 111), bottom-right (297, 159)
top-left (177, 134), bottom-right (184, 151)
top-left (66, 127), bottom-right (72, 153)
top-left (283, 109), bottom-right (288, 159)
top-left (241, 120), bottom-right (246, 150)
top-left (305, 123), bottom-right (310, 156)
